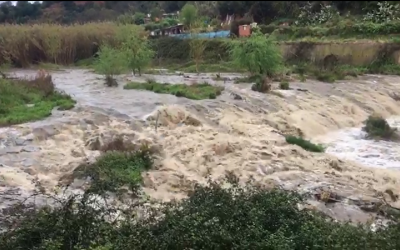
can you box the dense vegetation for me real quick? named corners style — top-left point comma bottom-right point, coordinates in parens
top-left (1, 1), bottom-right (400, 80)
top-left (0, 71), bottom-right (75, 126)
top-left (2, 170), bottom-right (400, 249)
top-left (0, 1), bottom-right (397, 25)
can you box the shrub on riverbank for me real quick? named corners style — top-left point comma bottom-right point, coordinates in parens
top-left (124, 80), bottom-right (224, 100)
top-left (362, 115), bottom-right (398, 140)
top-left (75, 149), bottom-right (153, 194)
top-left (286, 135), bottom-right (325, 152)
top-left (0, 72), bottom-right (75, 126)
top-left (1, 175), bottom-right (400, 249)
top-left (93, 45), bottom-right (129, 87)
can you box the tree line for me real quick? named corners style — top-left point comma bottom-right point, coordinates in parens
top-left (0, 1), bottom-right (395, 25)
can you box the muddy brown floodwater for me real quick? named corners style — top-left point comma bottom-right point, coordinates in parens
top-left (1, 68), bottom-right (400, 225)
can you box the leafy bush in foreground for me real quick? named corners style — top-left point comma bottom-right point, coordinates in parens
top-left (1, 175), bottom-right (400, 249)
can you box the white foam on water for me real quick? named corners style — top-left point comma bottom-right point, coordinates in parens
top-left (316, 116), bottom-right (400, 169)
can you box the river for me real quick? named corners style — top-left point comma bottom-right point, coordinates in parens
top-left (1, 68), bottom-right (400, 223)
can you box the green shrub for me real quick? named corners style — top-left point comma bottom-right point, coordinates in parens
top-left (93, 45), bottom-right (129, 86)
top-left (362, 115), bottom-right (398, 140)
top-left (230, 30), bottom-right (283, 77)
top-left (315, 71), bottom-right (337, 83)
top-left (279, 81), bottom-right (290, 90)
top-left (285, 135), bottom-right (325, 152)
top-left (117, 25), bottom-right (154, 76)
top-left (124, 81), bottom-right (224, 100)
top-left (73, 147), bottom-right (153, 194)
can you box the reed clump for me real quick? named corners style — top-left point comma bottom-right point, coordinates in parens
top-left (0, 22), bottom-right (144, 67)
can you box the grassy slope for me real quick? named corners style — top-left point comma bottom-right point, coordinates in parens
top-left (0, 77), bottom-right (75, 126)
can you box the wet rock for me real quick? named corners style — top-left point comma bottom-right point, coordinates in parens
top-left (23, 133), bottom-right (35, 142)
top-left (384, 189), bottom-right (398, 202)
top-left (85, 136), bottom-right (101, 151)
top-left (22, 158), bottom-right (36, 167)
top-left (307, 199), bottom-right (374, 224)
top-left (32, 125), bottom-right (57, 141)
top-left (14, 138), bottom-right (26, 146)
top-left (231, 92), bottom-right (243, 100)
top-left (24, 168), bottom-right (37, 175)
top-left (83, 118), bottom-right (95, 125)
top-left (79, 121), bottom-right (89, 130)
top-left (329, 159), bottom-right (342, 171)
top-left (148, 144), bottom-right (163, 155)
top-left (113, 113), bottom-right (130, 120)
top-left (22, 146), bottom-right (40, 152)
top-left (92, 113), bottom-right (110, 125)
top-left (314, 190), bottom-right (343, 203)
top-left (389, 92), bottom-right (400, 101)
top-left (4, 147), bottom-right (22, 154)
top-left (185, 116), bottom-right (202, 126)
top-left (130, 120), bottom-right (144, 132)
top-left (71, 149), bottom-right (84, 158)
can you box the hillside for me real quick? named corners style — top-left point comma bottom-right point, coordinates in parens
top-left (0, 1), bottom-right (395, 25)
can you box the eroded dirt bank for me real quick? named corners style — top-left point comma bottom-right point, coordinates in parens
top-left (1, 69), bottom-right (400, 224)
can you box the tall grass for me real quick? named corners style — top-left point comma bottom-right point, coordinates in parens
top-left (0, 23), bottom-right (143, 67)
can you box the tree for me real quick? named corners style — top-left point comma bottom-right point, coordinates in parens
top-left (180, 3), bottom-right (198, 28)
top-left (93, 45), bottom-right (128, 87)
top-left (133, 12), bottom-right (146, 25)
top-left (193, 1), bottom-right (219, 18)
top-left (162, 1), bottom-right (187, 13)
top-left (188, 20), bottom-right (207, 74)
top-left (117, 26), bottom-right (154, 76)
top-left (230, 29), bottom-right (283, 77)
top-left (150, 7), bottom-right (162, 21)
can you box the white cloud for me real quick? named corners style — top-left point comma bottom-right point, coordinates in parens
top-left (0, 1), bottom-right (42, 6)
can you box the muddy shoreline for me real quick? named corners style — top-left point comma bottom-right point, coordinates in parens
top-left (1, 68), bottom-right (400, 224)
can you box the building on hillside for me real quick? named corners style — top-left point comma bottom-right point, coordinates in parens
top-left (162, 12), bottom-right (179, 20)
top-left (150, 24), bottom-right (185, 37)
top-left (238, 24), bottom-right (251, 37)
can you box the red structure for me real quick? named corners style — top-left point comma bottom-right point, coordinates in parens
top-left (238, 25), bottom-right (251, 37)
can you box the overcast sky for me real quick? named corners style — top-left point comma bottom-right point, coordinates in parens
top-left (0, 1), bottom-right (42, 6)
